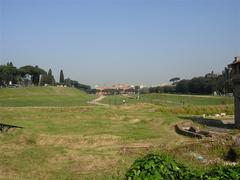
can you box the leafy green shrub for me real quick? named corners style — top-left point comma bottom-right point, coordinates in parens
top-left (203, 165), bottom-right (240, 180)
top-left (126, 154), bottom-right (240, 180)
top-left (125, 154), bottom-right (200, 180)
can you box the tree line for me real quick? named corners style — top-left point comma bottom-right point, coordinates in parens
top-left (175, 69), bottom-right (232, 95)
top-left (1, 62), bottom-right (232, 95)
top-left (149, 69), bottom-right (233, 95)
top-left (0, 62), bottom-right (90, 92)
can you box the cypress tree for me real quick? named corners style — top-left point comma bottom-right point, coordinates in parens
top-left (59, 70), bottom-right (64, 84)
top-left (47, 69), bottom-right (55, 85)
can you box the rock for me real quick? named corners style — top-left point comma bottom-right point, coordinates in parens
top-left (220, 113), bottom-right (226, 117)
top-left (190, 152), bottom-right (204, 161)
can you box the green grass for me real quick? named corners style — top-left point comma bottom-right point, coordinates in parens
top-left (0, 86), bottom-right (95, 107)
top-left (101, 93), bottom-right (234, 116)
top-left (101, 93), bottom-right (233, 106)
top-left (0, 88), bottom-right (237, 179)
top-left (0, 105), bottom-right (173, 139)
top-left (0, 105), bottom-right (182, 179)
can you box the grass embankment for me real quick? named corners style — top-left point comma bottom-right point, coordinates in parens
top-left (0, 86), bottom-right (95, 107)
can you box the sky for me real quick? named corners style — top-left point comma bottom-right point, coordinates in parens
top-left (0, 0), bottom-right (240, 87)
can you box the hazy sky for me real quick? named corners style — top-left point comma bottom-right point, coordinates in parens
top-left (0, 0), bottom-right (240, 86)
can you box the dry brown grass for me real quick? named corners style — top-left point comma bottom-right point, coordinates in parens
top-left (37, 134), bottom-right (121, 149)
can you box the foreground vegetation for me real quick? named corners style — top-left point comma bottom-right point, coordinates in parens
top-left (0, 87), bottom-right (238, 179)
top-left (126, 154), bottom-right (240, 180)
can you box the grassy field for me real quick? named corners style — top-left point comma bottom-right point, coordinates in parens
top-left (0, 88), bottom-right (238, 179)
top-left (101, 93), bottom-right (234, 116)
top-left (0, 86), bottom-right (95, 107)
top-left (101, 93), bottom-right (234, 106)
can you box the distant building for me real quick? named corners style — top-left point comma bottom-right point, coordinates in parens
top-left (205, 71), bottom-right (218, 78)
top-left (159, 83), bottom-right (172, 87)
top-left (20, 74), bottom-right (32, 87)
top-left (140, 85), bottom-right (146, 89)
top-left (96, 84), bottom-right (134, 95)
top-left (95, 86), bottom-right (114, 95)
top-left (112, 83), bottom-right (131, 90)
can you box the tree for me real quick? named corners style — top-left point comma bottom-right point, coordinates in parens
top-left (134, 85), bottom-right (140, 94)
top-left (64, 78), bottom-right (72, 87)
top-left (19, 65), bottom-right (46, 85)
top-left (0, 62), bottom-right (19, 85)
top-left (176, 80), bottom-right (190, 93)
top-left (163, 85), bottom-right (176, 93)
top-left (170, 77), bottom-right (180, 85)
top-left (59, 70), bottom-right (64, 84)
top-left (139, 87), bottom-right (149, 94)
top-left (46, 69), bottom-right (55, 85)
top-left (7, 62), bottom-right (13, 67)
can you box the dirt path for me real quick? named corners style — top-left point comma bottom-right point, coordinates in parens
top-left (88, 95), bottom-right (109, 107)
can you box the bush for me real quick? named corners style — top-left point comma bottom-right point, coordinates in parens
top-left (126, 154), bottom-right (240, 180)
top-left (125, 154), bottom-right (200, 180)
top-left (203, 165), bottom-right (240, 179)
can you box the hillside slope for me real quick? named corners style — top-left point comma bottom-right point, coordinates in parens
top-left (0, 86), bottom-right (95, 107)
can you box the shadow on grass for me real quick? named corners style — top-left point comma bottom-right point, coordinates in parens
top-left (179, 116), bottom-right (236, 129)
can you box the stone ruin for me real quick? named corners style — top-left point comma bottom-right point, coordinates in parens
top-left (229, 56), bottom-right (240, 128)
top-left (0, 123), bottom-right (23, 132)
top-left (175, 124), bottom-right (212, 139)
